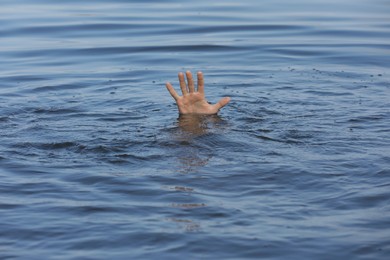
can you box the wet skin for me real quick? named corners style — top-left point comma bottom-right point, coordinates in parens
top-left (166, 71), bottom-right (231, 115)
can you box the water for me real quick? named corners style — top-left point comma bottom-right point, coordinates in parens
top-left (1, 0), bottom-right (389, 259)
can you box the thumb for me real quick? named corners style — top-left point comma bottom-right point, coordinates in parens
top-left (214, 97), bottom-right (231, 111)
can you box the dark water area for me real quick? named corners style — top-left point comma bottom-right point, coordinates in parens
top-left (1, 0), bottom-right (390, 259)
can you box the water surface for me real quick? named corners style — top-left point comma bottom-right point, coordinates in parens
top-left (1, 0), bottom-right (389, 259)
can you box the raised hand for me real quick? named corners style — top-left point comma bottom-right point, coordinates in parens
top-left (165, 71), bottom-right (230, 115)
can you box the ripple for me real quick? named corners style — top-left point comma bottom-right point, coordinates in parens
top-left (173, 24), bottom-right (311, 34)
top-left (0, 23), bottom-right (159, 37)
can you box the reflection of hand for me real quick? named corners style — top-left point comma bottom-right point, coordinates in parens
top-left (178, 114), bottom-right (224, 136)
top-left (178, 115), bottom-right (208, 136)
top-left (166, 71), bottom-right (230, 115)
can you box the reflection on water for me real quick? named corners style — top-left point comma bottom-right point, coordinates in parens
top-left (167, 217), bottom-right (202, 232)
top-left (177, 114), bottom-right (224, 137)
top-left (173, 115), bottom-right (225, 174)
top-left (165, 185), bottom-right (204, 232)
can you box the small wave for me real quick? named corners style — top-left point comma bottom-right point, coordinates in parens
top-left (0, 23), bottom-right (163, 37)
top-left (9, 44), bottom-right (238, 59)
top-left (11, 141), bottom-right (85, 151)
top-left (32, 84), bottom-right (86, 93)
top-left (32, 106), bottom-right (85, 115)
top-left (172, 24), bottom-right (311, 34)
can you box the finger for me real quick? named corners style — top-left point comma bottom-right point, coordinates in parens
top-left (213, 97), bottom-right (231, 111)
top-left (166, 82), bottom-right (180, 101)
top-left (178, 72), bottom-right (188, 95)
top-left (197, 71), bottom-right (204, 94)
top-left (186, 71), bottom-right (195, 93)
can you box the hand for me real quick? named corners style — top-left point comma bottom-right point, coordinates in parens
top-left (166, 71), bottom-right (230, 115)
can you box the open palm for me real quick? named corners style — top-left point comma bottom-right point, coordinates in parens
top-left (166, 71), bottom-right (230, 115)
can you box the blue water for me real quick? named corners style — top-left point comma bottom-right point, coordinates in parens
top-left (1, 0), bottom-right (390, 259)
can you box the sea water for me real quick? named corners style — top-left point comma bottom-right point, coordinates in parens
top-left (1, 0), bottom-right (389, 259)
